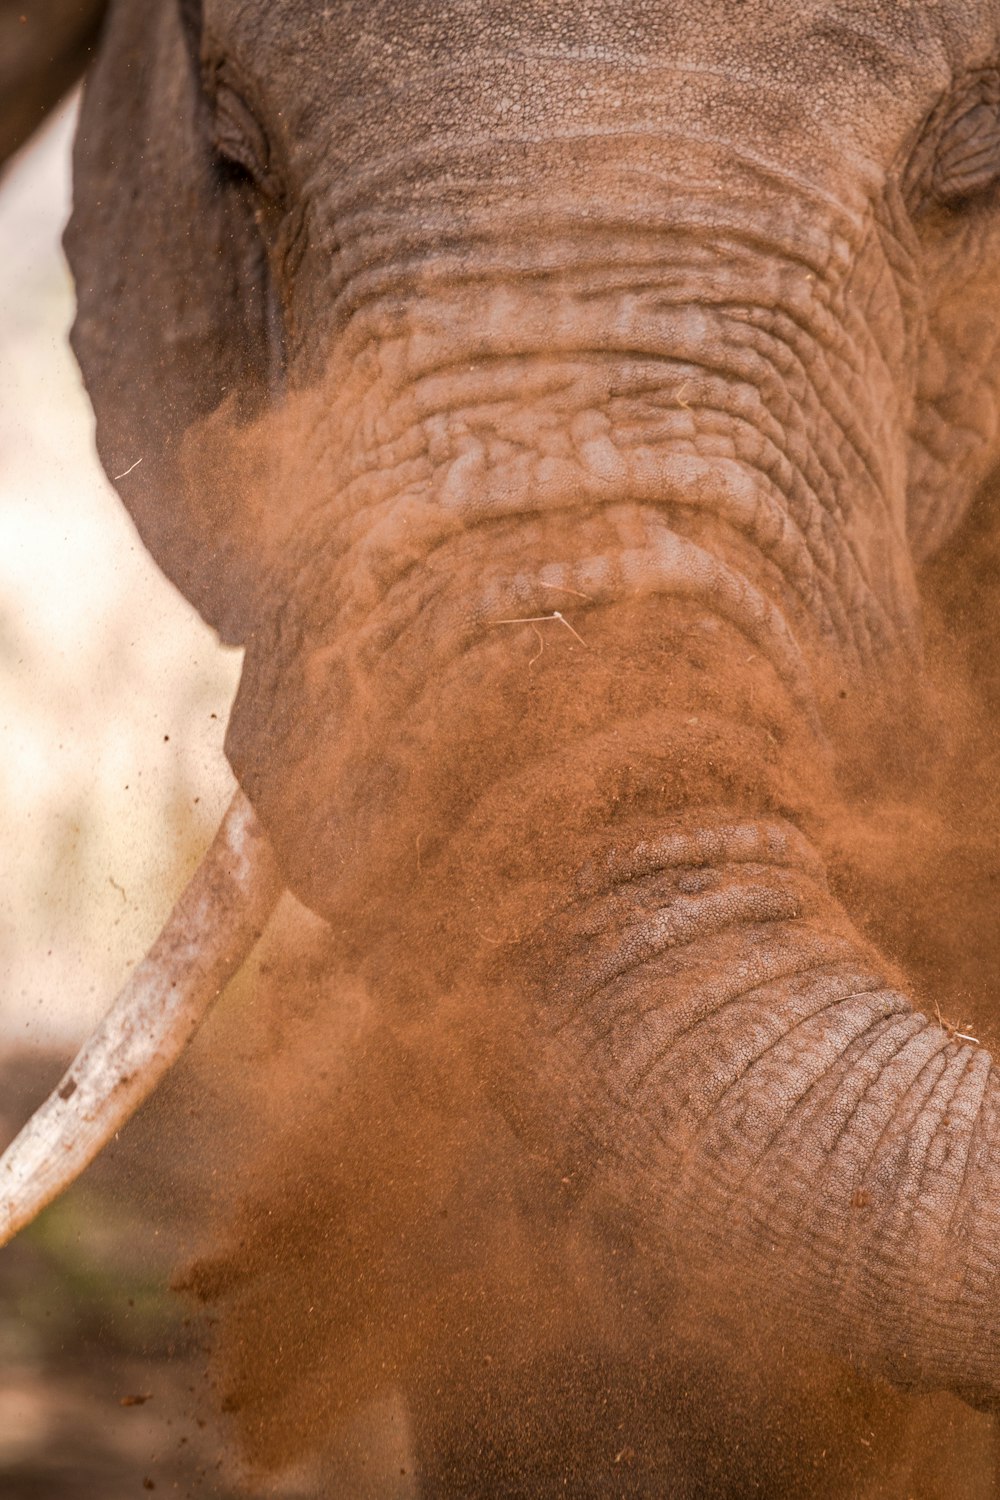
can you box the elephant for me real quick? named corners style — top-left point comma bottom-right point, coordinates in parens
top-left (0, 0), bottom-right (107, 170)
top-left (7, 0), bottom-right (1000, 1493)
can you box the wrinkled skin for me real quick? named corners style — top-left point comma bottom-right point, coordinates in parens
top-left (56, 0), bottom-right (1000, 1492)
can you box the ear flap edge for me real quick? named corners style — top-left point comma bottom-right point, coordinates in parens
top-left (65, 0), bottom-right (273, 643)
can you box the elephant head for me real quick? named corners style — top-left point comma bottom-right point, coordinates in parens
top-left (7, 0), bottom-right (1000, 1483)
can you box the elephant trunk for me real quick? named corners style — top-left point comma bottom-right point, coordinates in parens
top-left (506, 811), bottom-right (1000, 1406)
top-left (222, 132), bottom-right (931, 933)
top-left (193, 129), bottom-right (997, 1396)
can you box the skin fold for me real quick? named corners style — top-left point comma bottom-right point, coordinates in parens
top-left (33, 0), bottom-right (1000, 1491)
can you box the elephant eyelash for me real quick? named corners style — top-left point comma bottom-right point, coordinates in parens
top-left (931, 99), bottom-right (1000, 206)
top-left (211, 76), bottom-right (285, 206)
top-left (908, 69), bottom-right (1000, 213)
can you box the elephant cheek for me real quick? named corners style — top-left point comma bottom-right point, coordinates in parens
top-left (225, 633), bottom-right (366, 921)
top-left (225, 623), bottom-right (514, 937)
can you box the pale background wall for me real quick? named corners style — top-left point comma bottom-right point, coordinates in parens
top-left (0, 95), bottom-right (240, 1048)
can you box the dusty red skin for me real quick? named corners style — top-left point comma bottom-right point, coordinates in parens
top-left (54, 0), bottom-right (1000, 1491)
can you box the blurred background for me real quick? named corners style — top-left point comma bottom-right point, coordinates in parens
top-left (0, 95), bottom-right (240, 1052)
top-left (0, 93), bottom-right (253, 1497)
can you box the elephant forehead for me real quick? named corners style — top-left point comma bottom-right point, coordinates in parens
top-left (202, 0), bottom-right (987, 181)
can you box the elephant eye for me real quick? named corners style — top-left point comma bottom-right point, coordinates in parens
top-left (928, 73), bottom-right (1000, 207)
top-left (211, 73), bottom-right (284, 205)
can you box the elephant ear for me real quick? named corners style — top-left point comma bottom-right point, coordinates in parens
top-left (64, 0), bottom-right (277, 644)
top-left (0, 0), bottom-right (108, 170)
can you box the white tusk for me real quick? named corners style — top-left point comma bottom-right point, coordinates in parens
top-left (0, 790), bottom-right (283, 1247)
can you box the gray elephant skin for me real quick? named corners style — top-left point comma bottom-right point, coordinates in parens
top-left (24, 0), bottom-right (1000, 1494)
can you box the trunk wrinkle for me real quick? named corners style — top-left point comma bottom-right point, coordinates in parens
top-left (519, 814), bottom-right (1000, 1400)
top-left (476, 521), bottom-right (824, 735)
